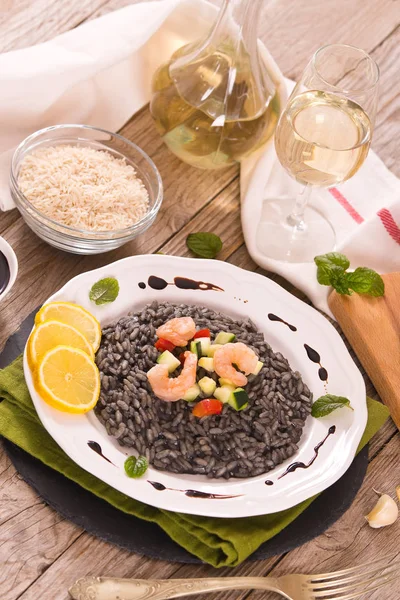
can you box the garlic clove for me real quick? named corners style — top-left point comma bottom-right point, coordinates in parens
top-left (365, 493), bottom-right (399, 528)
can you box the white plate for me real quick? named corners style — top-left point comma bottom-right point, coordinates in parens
top-left (24, 255), bottom-right (367, 518)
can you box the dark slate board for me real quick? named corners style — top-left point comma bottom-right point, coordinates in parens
top-left (1, 310), bottom-right (368, 563)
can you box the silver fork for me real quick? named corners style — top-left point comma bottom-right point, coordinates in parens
top-left (69, 555), bottom-right (399, 600)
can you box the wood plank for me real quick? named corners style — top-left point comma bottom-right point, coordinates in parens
top-left (370, 27), bottom-right (400, 174)
top-left (0, 209), bottom-right (19, 236)
top-left (17, 535), bottom-right (181, 600)
top-left (0, 446), bottom-right (42, 525)
top-left (0, 0), bottom-right (110, 53)
top-left (161, 179), bottom-right (242, 260)
top-left (2, 0), bottom-right (398, 63)
top-left (0, 503), bottom-right (82, 600)
top-left (261, 0), bottom-right (400, 80)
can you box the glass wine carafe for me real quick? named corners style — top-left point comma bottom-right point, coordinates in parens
top-left (150, 0), bottom-right (280, 169)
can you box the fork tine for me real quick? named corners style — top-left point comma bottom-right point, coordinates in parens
top-left (311, 572), bottom-right (399, 600)
top-left (310, 557), bottom-right (400, 590)
top-left (308, 554), bottom-right (397, 582)
top-left (311, 566), bottom-right (399, 598)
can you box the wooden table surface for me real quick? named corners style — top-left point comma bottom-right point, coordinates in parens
top-left (0, 1), bottom-right (399, 599)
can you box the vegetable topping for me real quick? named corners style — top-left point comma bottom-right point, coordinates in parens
top-left (192, 399), bottom-right (223, 417)
top-left (147, 317), bottom-right (264, 415)
top-left (193, 328), bottom-right (211, 339)
top-left (155, 338), bottom-right (176, 352)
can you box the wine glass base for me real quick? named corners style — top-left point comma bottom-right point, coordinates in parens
top-left (258, 197), bottom-right (336, 263)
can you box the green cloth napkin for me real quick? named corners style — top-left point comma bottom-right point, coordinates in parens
top-left (0, 356), bottom-right (389, 568)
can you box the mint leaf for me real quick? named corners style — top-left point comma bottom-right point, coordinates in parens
top-left (316, 263), bottom-right (344, 286)
top-left (314, 252), bottom-right (385, 298)
top-left (347, 268), bottom-right (385, 297)
top-left (330, 271), bottom-right (352, 295)
top-left (312, 394), bottom-right (353, 418)
top-left (314, 252), bottom-right (350, 270)
top-left (89, 277), bottom-right (119, 305)
top-left (124, 455), bottom-right (148, 478)
top-left (186, 232), bottom-right (223, 259)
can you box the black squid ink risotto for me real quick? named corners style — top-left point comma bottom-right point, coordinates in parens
top-left (95, 301), bottom-right (313, 479)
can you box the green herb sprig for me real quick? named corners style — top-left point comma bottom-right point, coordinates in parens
top-left (124, 455), bottom-right (148, 478)
top-left (311, 394), bottom-right (354, 418)
top-left (89, 277), bottom-right (120, 305)
top-left (186, 232), bottom-right (223, 259)
top-left (314, 253), bottom-right (384, 297)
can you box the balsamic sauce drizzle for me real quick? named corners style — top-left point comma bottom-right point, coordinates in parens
top-left (87, 441), bottom-right (115, 465)
top-left (304, 344), bottom-right (328, 382)
top-left (278, 426), bottom-right (336, 480)
top-left (0, 251), bottom-right (10, 295)
top-left (138, 276), bottom-right (224, 292)
top-left (148, 481), bottom-right (242, 499)
top-left (264, 480), bottom-right (274, 486)
top-left (268, 313), bottom-right (297, 332)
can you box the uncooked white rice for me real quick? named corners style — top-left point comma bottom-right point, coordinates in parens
top-left (17, 145), bottom-right (149, 231)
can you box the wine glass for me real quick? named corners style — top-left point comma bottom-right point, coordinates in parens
top-left (261, 44), bottom-right (379, 263)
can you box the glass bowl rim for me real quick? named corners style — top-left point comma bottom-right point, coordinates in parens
top-left (10, 123), bottom-right (163, 238)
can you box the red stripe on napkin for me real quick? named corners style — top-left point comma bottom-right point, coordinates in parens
top-left (329, 188), bottom-right (364, 224)
top-left (377, 208), bottom-right (400, 245)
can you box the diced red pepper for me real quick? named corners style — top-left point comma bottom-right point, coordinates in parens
top-left (192, 398), bottom-right (223, 418)
top-left (193, 328), bottom-right (211, 339)
top-left (178, 352), bottom-right (186, 365)
top-left (155, 338), bottom-right (176, 352)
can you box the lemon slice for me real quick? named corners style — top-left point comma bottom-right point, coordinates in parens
top-left (28, 320), bottom-right (94, 368)
top-left (35, 302), bottom-right (102, 352)
top-left (36, 345), bottom-right (100, 413)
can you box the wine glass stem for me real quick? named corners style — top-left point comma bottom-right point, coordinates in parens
top-left (286, 184), bottom-right (312, 232)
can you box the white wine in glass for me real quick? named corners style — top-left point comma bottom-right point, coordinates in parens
top-left (262, 45), bottom-right (379, 263)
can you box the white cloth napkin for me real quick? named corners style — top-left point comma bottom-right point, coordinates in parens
top-left (0, 0), bottom-right (398, 317)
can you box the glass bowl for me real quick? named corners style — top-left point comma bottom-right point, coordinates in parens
top-left (10, 125), bottom-right (163, 255)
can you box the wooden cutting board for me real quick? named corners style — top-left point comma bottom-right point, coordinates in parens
top-left (328, 272), bottom-right (400, 429)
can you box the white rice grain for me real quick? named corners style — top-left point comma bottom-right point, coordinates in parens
top-left (17, 145), bottom-right (150, 231)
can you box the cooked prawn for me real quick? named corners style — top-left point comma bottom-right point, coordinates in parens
top-left (213, 342), bottom-right (258, 387)
top-left (147, 351), bottom-right (198, 402)
top-left (156, 317), bottom-right (196, 347)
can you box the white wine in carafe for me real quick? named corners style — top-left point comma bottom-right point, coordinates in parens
top-left (150, 46), bottom-right (280, 170)
top-left (275, 90), bottom-right (371, 186)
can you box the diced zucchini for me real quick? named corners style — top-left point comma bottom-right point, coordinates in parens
top-left (228, 388), bottom-right (249, 411)
top-left (198, 357), bottom-right (214, 372)
top-left (214, 386), bottom-right (234, 404)
top-left (198, 377), bottom-right (217, 396)
top-left (251, 361), bottom-right (264, 376)
top-left (195, 337), bottom-right (211, 356)
top-left (218, 377), bottom-right (236, 389)
top-left (190, 340), bottom-right (202, 357)
top-left (214, 331), bottom-right (236, 345)
top-left (156, 350), bottom-right (180, 373)
top-left (207, 344), bottom-right (222, 357)
top-left (182, 384), bottom-right (201, 402)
